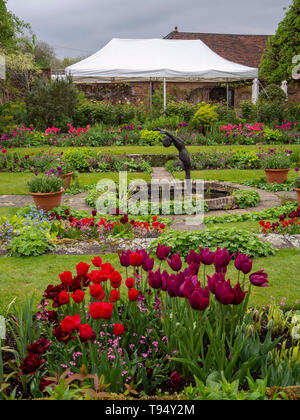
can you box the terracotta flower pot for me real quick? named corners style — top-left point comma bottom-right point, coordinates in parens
top-left (265, 169), bottom-right (290, 184)
top-left (294, 188), bottom-right (300, 207)
top-left (30, 189), bottom-right (65, 212)
top-left (60, 172), bottom-right (74, 190)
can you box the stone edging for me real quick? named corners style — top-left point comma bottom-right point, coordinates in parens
top-left (258, 234), bottom-right (300, 249)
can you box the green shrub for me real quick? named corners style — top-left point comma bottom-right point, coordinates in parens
top-left (74, 99), bottom-right (144, 127)
top-left (62, 148), bottom-right (97, 171)
top-left (263, 128), bottom-right (283, 143)
top-left (165, 100), bottom-right (197, 122)
top-left (7, 230), bottom-right (55, 257)
top-left (25, 77), bottom-right (78, 129)
top-left (240, 100), bottom-right (257, 121)
top-left (139, 130), bottom-right (165, 145)
top-left (232, 189), bottom-right (261, 209)
top-left (191, 102), bottom-right (219, 131)
top-left (259, 84), bottom-right (287, 104)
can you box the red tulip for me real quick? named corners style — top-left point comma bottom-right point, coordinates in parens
top-left (60, 314), bottom-right (81, 333)
top-left (79, 324), bottom-right (95, 342)
top-left (58, 291), bottom-right (69, 305)
top-left (59, 271), bottom-right (73, 286)
top-left (128, 288), bottom-right (139, 301)
top-left (129, 252), bottom-right (143, 267)
top-left (113, 323), bottom-right (125, 336)
top-left (125, 277), bottom-right (134, 289)
top-left (89, 284), bottom-right (105, 300)
top-left (76, 262), bottom-right (90, 276)
top-left (71, 289), bottom-right (85, 304)
top-left (91, 257), bottom-right (102, 267)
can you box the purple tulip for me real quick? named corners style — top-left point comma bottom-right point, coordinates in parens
top-left (214, 279), bottom-right (235, 305)
top-left (148, 269), bottom-right (162, 290)
top-left (214, 248), bottom-right (234, 273)
top-left (199, 247), bottom-right (215, 266)
top-left (161, 270), bottom-right (169, 292)
top-left (234, 253), bottom-right (253, 275)
top-left (167, 272), bottom-right (185, 297)
top-left (207, 272), bottom-right (226, 294)
top-left (186, 249), bottom-right (201, 265)
top-left (232, 282), bottom-right (248, 305)
top-left (187, 261), bottom-right (201, 276)
top-left (142, 256), bottom-right (154, 272)
top-left (189, 286), bottom-right (210, 311)
top-left (166, 253), bottom-right (182, 272)
top-left (156, 243), bottom-right (172, 261)
top-left (118, 250), bottom-right (131, 267)
top-left (181, 275), bottom-right (200, 299)
top-left (249, 270), bottom-right (269, 287)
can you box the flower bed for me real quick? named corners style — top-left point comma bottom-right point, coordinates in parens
top-left (259, 207), bottom-right (300, 235)
top-left (0, 206), bottom-right (169, 257)
top-left (1, 245), bottom-right (299, 399)
top-left (1, 119), bottom-right (299, 149)
top-left (0, 149), bottom-right (152, 174)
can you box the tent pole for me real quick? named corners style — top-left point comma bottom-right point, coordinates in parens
top-left (226, 82), bottom-right (229, 109)
top-left (163, 78), bottom-right (167, 113)
top-left (149, 80), bottom-right (153, 114)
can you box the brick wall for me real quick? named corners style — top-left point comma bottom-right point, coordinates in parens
top-left (76, 80), bottom-right (300, 108)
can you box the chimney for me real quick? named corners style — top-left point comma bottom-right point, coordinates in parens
top-left (174, 26), bottom-right (178, 33)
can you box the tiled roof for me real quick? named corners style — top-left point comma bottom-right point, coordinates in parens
top-left (164, 31), bottom-right (271, 68)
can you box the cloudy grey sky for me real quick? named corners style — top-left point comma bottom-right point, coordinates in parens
top-left (6, 0), bottom-right (292, 58)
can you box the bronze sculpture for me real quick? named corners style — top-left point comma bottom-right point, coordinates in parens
top-left (155, 128), bottom-right (191, 180)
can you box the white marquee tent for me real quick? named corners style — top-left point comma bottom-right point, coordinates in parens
top-left (66, 38), bottom-right (259, 108)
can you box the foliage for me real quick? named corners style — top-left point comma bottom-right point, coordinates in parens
top-left (232, 189), bottom-right (261, 209)
top-left (151, 228), bottom-right (276, 258)
top-left (139, 130), bottom-right (165, 146)
top-left (6, 230), bottom-right (55, 257)
top-left (242, 178), bottom-right (295, 192)
top-left (203, 202), bottom-right (298, 225)
top-left (3, 50), bottom-right (38, 91)
top-left (183, 372), bottom-right (283, 400)
top-left (191, 102), bottom-right (219, 131)
top-left (259, 84), bottom-right (287, 104)
top-left (0, 0), bottom-right (31, 52)
top-left (165, 100), bottom-right (197, 122)
top-left (74, 99), bottom-right (145, 127)
top-left (239, 101), bottom-right (257, 121)
top-left (263, 128), bottom-right (284, 143)
top-left (28, 175), bottom-right (64, 194)
top-left (62, 148), bottom-right (97, 172)
top-left (259, 0), bottom-right (300, 83)
top-left (25, 77), bottom-right (78, 129)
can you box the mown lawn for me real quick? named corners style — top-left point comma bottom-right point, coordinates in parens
top-left (9, 143), bottom-right (300, 156)
top-left (0, 172), bottom-right (151, 195)
top-left (175, 169), bottom-right (299, 183)
top-left (0, 250), bottom-right (299, 314)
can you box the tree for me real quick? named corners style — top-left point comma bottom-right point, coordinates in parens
top-left (20, 35), bottom-right (56, 68)
top-left (260, 0), bottom-right (300, 83)
top-left (0, 0), bottom-right (31, 52)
